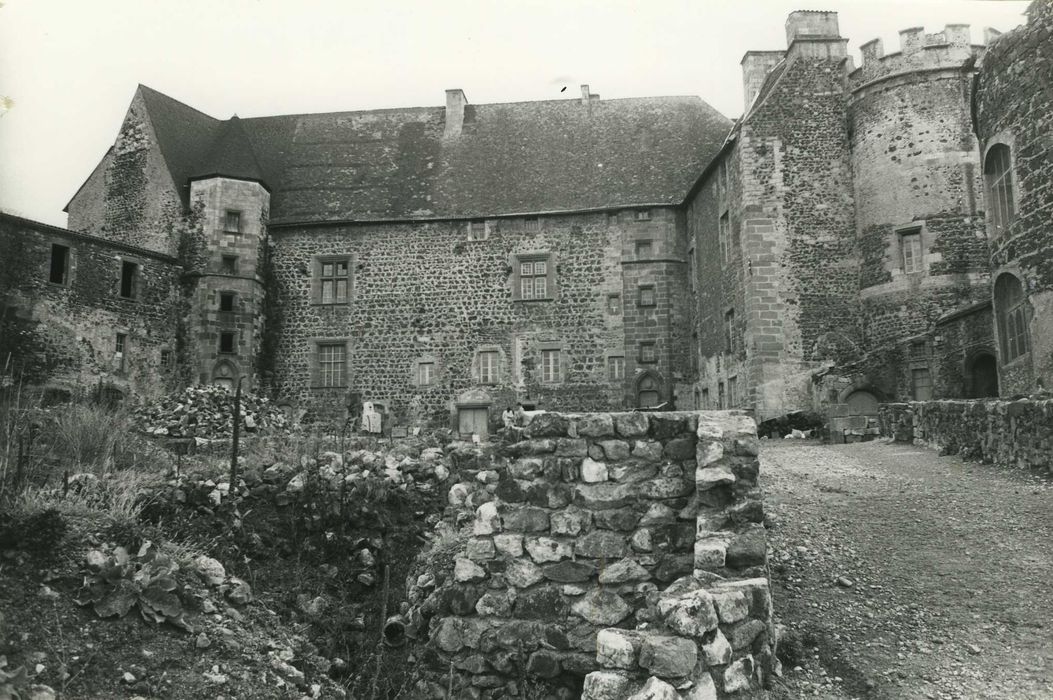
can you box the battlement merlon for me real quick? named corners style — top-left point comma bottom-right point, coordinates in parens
top-left (849, 23), bottom-right (991, 89)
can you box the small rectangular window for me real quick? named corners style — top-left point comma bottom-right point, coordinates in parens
top-left (524, 217), bottom-right (540, 232)
top-left (639, 342), bottom-right (657, 364)
top-left (911, 367), bottom-right (932, 401)
top-left (728, 376), bottom-right (738, 407)
top-left (318, 343), bottom-right (347, 387)
top-left (221, 256), bottom-right (238, 275)
top-left (901, 230), bottom-right (923, 273)
top-left (219, 331), bottom-right (235, 354)
top-left (418, 361), bottom-right (434, 386)
top-left (219, 292), bottom-right (235, 312)
top-left (160, 349), bottom-right (173, 369)
top-left (120, 261), bottom-right (138, 299)
top-left (638, 285), bottom-right (656, 307)
top-left (608, 356), bottom-right (625, 381)
top-left (719, 214), bottom-right (730, 263)
top-left (49, 244), bottom-right (69, 285)
top-left (635, 240), bottom-right (652, 258)
top-left (607, 294), bottom-right (621, 315)
top-left (541, 349), bottom-right (560, 383)
top-left (724, 310), bottom-right (736, 354)
top-left (520, 259), bottom-right (549, 300)
top-left (634, 210), bottom-right (651, 221)
top-left (468, 220), bottom-right (488, 241)
top-left (224, 210), bottom-right (242, 233)
top-left (701, 388), bottom-right (710, 409)
top-left (115, 333), bottom-right (127, 372)
top-left (718, 382), bottom-right (726, 409)
top-left (320, 259), bottom-right (350, 304)
top-left (479, 351), bottom-right (499, 385)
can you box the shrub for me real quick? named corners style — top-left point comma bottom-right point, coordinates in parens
top-left (75, 541), bottom-right (192, 630)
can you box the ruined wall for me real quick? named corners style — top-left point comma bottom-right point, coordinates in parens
top-left (66, 88), bottom-right (184, 257)
top-left (880, 399), bottom-right (1053, 474)
top-left (410, 410), bottom-right (772, 699)
top-left (269, 209), bottom-right (693, 424)
top-left (0, 213), bottom-right (182, 398)
top-left (850, 29), bottom-right (990, 402)
top-left (974, 2), bottom-right (1053, 394)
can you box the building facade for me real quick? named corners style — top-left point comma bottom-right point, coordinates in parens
top-left (2, 8), bottom-right (1049, 431)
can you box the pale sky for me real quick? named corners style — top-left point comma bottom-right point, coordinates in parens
top-left (0, 0), bottom-right (1029, 227)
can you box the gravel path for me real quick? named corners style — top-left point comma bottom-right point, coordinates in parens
top-left (763, 439), bottom-right (1053, 700)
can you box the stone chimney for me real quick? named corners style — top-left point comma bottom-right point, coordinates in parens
top-left (444, 89), bottom-right (468, 139)
top-left (581, 84), bottom-right (590, 105)
top-left (784, 10), bottom-right (847, 60)
top-left (740, 50), bottom-right (785, 110)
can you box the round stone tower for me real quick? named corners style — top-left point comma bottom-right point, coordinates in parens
top-left (848, 24), bottom-right (992, 397)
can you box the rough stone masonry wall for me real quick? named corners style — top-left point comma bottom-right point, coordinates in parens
top-left (0, 213), bottom-right (182, 398)
top-left (974, 1), bottom-right (1053, 395)
top-left (410, 410), bottom-right (773, 699)
top-left (880, 399), bottom-right (1053, 474)
top-left (269, 209), bottom-right (693, 426)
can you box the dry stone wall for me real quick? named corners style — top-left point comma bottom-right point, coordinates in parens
top-left (409, 410), bottom-right (773, 699)
top-left (880, 399), bottom-right (1053, 474)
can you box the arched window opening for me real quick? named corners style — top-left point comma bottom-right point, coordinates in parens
top-left (994, 273), bottom-right (1029, 362)
top-left (967, 353), bottom-right (999, 398)
top-left (636, 373), bottom-right (662, 409)
top-left (984, 144), bottom-right (1016, 235)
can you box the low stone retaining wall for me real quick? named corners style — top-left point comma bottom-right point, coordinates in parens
top-left (409, 410), bottom-right (774, 699)
top-left (880, 400), bottom-right (1053, 473)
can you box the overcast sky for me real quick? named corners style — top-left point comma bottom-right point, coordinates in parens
top-left (0, 0), bottom-right (1029, 227)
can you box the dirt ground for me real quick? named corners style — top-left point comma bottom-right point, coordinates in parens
top-left (764, 439), bottom-right (1053, 700)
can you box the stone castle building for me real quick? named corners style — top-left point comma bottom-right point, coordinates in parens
top-left (2, 6), bottom-right (1050, 434)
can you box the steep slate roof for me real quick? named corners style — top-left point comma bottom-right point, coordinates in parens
top-left (190, 117), bottom-right (265, 185)
top-left (138, 86), bottom-right (732, 224)
top-left (138, 85), bottom-right (222, 199)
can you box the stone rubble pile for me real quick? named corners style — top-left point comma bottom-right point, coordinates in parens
top-left (406, 410), bottom-right (774, 699)
top-left (135, 385), bottom-right (289, 439)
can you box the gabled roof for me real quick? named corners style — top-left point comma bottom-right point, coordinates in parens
top-left (131, 87), bottom-right (733, 223)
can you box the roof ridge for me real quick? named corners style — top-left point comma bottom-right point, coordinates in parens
top-left (234, 94), bottom-right (707, 123)
top-left (137, 84), bottom-right (221, 122)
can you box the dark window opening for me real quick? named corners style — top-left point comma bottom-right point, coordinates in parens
top-left (638, 285), bottom-right (656, 307)
top-left (120, 261), bottom-right (138, 299)
top-left (468, 220), bottom-right (488, 241)
top-left (639, 342), bottom-right (657, 363)
top-left (221, 256), bottom-right (238, 275)
top-left (160, 349), bottom-right (173, 369)
top-left (49, 244), bottom-right (69, 284)
top-left (607, 294), bottom-right (621, 315)
top-left (635, 240), bottom-right (652, 258)
top-left (995, 273), bottom-right (1029, 362)
top-left (901, 229), bottom-right (923, 273)
top-left (224, 210), bottom-right (242, 233)
top-left (219, 332), bottom-right (236, 354)
top-left (219, 292), bottom-right (235, 312)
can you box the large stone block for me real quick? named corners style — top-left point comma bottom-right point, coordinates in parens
top-left (614, 412), bottom-right (650, 438)
top-left (525, 536), bottom-right (573, 563)
top-left (582, 671), bottom-right (632, 700)
top-left (572, 590), bottom-right (633, 626)
top-left (596, 629), bottom-right (640, 669)
top-left (525, 412), bottom-right (570, 437)
top-left (575, 413), bottom-right (615, 438)
top-left (551, 507), bottom-right (591, 536)
top-left (576, 530), bottom-right (628, 559)
top-left (639, 634), bottom-right (698, 678)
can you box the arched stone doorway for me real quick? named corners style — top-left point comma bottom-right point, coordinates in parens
top-left (636, 372), bottom-right (663, 409)
top-left (845, 390), bottom-right (879, 416)
top-left (211, 360), bottom-right (238, 391)
top-left (967, 353), bottom-right (999, 398)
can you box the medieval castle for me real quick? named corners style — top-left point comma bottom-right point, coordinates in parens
top-left (2, 7), bottom-right (1051, 439)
